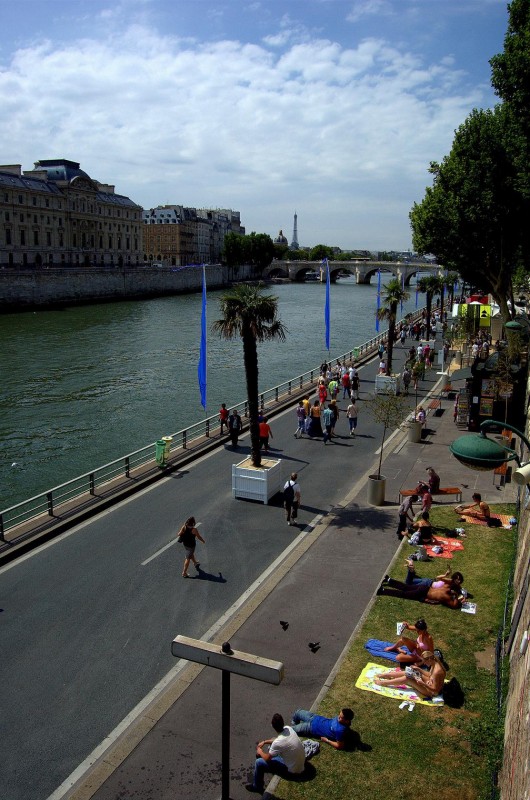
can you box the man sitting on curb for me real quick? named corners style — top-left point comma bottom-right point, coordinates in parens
top-left (290, 707), bottom-right (354, 750)
top-left (245, 713), bottom-right (305, 794)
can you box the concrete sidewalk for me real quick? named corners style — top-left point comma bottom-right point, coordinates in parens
top-left (69, 354), bottom-right (517, 800)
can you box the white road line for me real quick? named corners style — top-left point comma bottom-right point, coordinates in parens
top-left (141, 539), bottom-right (177, 565)
top-left (45, 513), bottom-right (325, 800)
top-left (141, 522), bottom-right (202, 566)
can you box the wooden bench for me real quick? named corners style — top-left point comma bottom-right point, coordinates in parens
top-left (493, 462), bottom-right (508, 486)
top-left (399, 487), bottom-right (462, 503)
top-left (427, 398), bottom-right (441, 411)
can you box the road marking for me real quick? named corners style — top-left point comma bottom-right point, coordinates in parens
top-left (44, 512), bottom-right (326, 800)
top-left (141, 522), bottom-right (201, 565)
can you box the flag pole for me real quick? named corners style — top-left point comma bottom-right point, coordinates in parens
top-left (197, 265), bottom-right (207, 412)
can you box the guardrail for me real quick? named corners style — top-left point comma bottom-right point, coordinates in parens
top-left (0, 313), bottom-right (425, 545)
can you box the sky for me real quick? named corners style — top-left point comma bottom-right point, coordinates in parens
top-left (0, 0), bottom-right (510, 250)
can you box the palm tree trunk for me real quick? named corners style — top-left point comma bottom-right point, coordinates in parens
top-left (242, 328), bottom-right (262, 467)
top-left (386, 302), bottom-right (397, 374)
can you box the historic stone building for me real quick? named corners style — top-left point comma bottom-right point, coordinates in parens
top-left (0, 159), bottom-right (143, 269)
top-left (142, 205), bottom-right (244, 266)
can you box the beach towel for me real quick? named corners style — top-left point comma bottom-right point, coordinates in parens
top-left (355, 662), bottom-right (444, 705)
top-left (459, 514), bottom-right (511, 528)
top-left (364, 639), bottom-right (407, 662)
top-left (424, 536), bottom-right (465, 559)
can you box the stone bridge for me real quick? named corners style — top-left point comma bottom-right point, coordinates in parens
top-left (263, 260), bottom-right (442, 285)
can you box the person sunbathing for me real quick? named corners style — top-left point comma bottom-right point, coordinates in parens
top-left (403, 512), bottom-right (434, 544)
top-left (454, 492), bottom-right (491, 522)
top-left (374, 651), bottom-right (446, 698)
top-left (377, 562), bottom-right (464, 609)
top-left (383, 619), bottom-right (434, 665)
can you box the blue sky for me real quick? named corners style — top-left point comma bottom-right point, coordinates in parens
top-left (0, 0), bottom-right (509, 249)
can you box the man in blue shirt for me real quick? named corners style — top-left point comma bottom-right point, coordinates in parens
top-left (290, 708), bottom-right (354, 750)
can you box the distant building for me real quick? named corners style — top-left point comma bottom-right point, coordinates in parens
top-left (142, 206), bottom-right (244, 266)
top-left (273, 229), bottom-right (288, 246)
top-left (0, 159), bottom-right (143, 268)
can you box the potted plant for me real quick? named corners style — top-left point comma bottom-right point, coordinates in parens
top-left (366, 389), bottom-right (408, 505)
top-left (213, 283), bottom-right (287, 502)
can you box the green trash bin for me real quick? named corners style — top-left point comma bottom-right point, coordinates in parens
top-left (155, 439), bottom-right (167, 467)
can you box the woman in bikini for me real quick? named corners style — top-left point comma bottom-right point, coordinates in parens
top-left (383, 619), bottom-right (434, 665)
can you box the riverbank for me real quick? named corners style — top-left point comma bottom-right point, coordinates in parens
top-left (0, 263), bottom-right (255, 311)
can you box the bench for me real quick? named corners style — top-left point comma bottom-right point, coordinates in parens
top-left (399, 487), bottom-right (462, 503)
top-left (427, 399), bottom-right (441, 411)
top-left (493, 462), bottom-right (508, 486)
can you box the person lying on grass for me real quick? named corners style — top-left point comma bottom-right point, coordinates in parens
top-left (384, 618), bottom-right (434, 665)
top-left (377, 562), bottom-right (464, 609)
top-left (374, 651), bottom-right (446, 698)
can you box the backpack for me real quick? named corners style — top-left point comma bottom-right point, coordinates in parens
top-left (284, 481), bottom-right (295, 503)
top-left (442, 677), bottom-right (465, 708)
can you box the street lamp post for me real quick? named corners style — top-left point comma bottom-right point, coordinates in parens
top-left (171, 635), bottom-right (284, 800)
top-left (450, 419), bottom-right (530, 484)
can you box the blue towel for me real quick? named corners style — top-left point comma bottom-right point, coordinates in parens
top-left (364, 638), bottom-right (412, 662)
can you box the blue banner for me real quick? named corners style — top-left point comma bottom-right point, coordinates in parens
top-left (197, 266), bottom-right (207, 410)
top-left (375, 269), bottom-right (381, 332)
top-left (324, 259), bottom-right (330, 351)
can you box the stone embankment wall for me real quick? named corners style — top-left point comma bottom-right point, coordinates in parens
top-left (499, 380), bottom-right (530, 800)
top-left (0, 263), bottom-right (255, 311)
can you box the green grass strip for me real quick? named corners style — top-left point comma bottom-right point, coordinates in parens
top-left (274, 504), bottom-right (516, 800)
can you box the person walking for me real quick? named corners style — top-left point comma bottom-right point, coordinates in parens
top-left (346, 399), bottom-right (359, 436)
top-left (283, 472), bottom-right (301, 526)
top-left (294, 400), bottom-right (306, 438)
top-left (322, 403), bottom-right (333, 444)
top-left (228, 409), bottom-right (243, 447)
top-left (177, 516), bottom-right (205, 578)
top-left (259, 416), bottom-right (273, 452)
top-left (350, 369), bottom-right (360, 400)
top-left (219, 403), bottom-right (229, 435)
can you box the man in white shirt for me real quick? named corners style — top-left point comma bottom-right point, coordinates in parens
top-left (246, 713), bottom-right (306, 794)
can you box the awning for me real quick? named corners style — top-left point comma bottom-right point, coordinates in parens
top-left (450, 367), bottom-right (473, 381)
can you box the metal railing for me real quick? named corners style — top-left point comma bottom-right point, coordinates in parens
top-left (0, 313), bottom-right (424, 543)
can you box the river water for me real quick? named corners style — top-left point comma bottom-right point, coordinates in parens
top-left (0, 276), bottom-right (423, 508)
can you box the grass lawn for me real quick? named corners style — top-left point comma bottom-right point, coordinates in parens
top-left (272, 503), bottom-right (516, 800)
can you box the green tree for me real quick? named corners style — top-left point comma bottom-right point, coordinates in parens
top-left (223, 232), bottom-right (248, 267)
top-left (417, 275), bottom-right (442, 340)
top-left (212, 284), bottom-right (287, 467)
top-left (367, 390), bottom-right (408, 479)
top-left (310, 244), bottom-right (334, 261)
top-left (376, 278), bottom-right (410, 375)
top-left (247, 232), bottom-right (275, 271)
top-left (410, 107), bottom-right (521, 321)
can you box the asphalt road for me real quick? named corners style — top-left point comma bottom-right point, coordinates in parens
top-left (0, 344), bottom-right (424, 800)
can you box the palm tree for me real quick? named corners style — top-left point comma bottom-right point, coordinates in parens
top-left (376, 278), bottom-right (410, 375)
top-left (417, 275), bottom-right (443, 340)
top-left (213, 284), bottom-right (287, 467)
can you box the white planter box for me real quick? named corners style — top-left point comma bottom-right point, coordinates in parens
top-left (232, 457), bottom-right (283, 504)
top-left (375, 373), bottom-right (402, 395)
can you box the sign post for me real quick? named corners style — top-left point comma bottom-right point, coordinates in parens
top-left (171, 635), bottom-right (284, 800)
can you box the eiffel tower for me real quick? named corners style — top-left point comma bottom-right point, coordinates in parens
top-left (290, 211), bottom-right (299, 250)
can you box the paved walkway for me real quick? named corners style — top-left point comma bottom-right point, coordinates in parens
top-left (61, 346), bottom-right (517, 800)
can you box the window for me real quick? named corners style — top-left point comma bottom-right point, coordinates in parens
top-left (4, 211), bottom-right (9, 221)
top-left (20, 230), bottom-right (25, 245)
top-left (18, 194), bottom-right (23, 203)
top-left (73, 233), bottom-right (77, 247)
top-left (47, 232), bottom-right (51, 246)
top-left (6, 229), bottom-right (12, 245)
top-left (20, 213), bottom-right (24, 222)
top-left (32, 197), bottom-right (37, 206)
top-left (45, 199), bottom-right (49, 208)
top-left (33, 230), bottom-right (39, 246)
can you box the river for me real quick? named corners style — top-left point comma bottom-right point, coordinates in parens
top-left (0, 276), bottom-right (424, 508)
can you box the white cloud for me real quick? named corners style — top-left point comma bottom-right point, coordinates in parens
top-left (0, 18), bottom-right (493, 248)
top-left (346, 0), bottom-right (393, 24)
